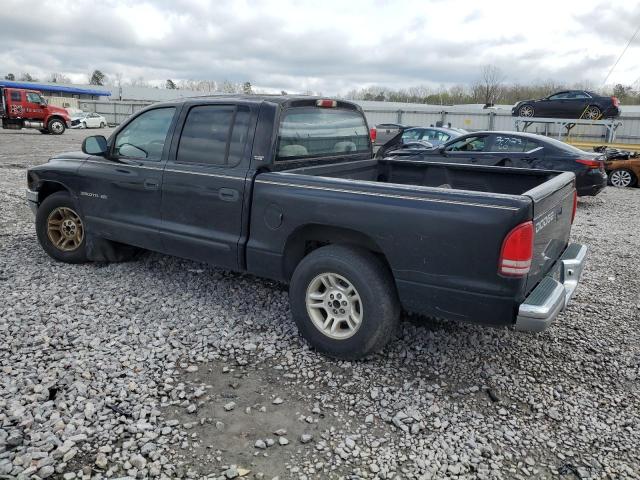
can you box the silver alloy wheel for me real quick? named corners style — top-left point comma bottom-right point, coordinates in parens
top-left (50, 120), bottom-right (64, 133)
top-left (584, 106), bottom-right (601, 120)
top-left (305, 272), bottom-right (363, 340)
top-left (518, 105), bottom-right (534, 117)
top-left (610, 170), bottom-right (633, 187)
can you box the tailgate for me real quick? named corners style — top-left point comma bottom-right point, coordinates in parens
top-left (524, 173), bottom-right (576, 294)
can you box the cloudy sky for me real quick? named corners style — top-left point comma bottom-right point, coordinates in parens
top-left (1, 0), bottom-right (639, 94)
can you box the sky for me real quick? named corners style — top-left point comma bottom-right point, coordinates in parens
top-left (1, 0), bottom-right (639, 94)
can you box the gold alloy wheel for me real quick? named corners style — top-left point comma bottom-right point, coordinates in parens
top-left (47, 207), bottom-right (84, 252)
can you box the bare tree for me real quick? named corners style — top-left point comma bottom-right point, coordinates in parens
top-left (472, 65), bottom-right (505, 106)
top-left (48, 72), bottom-right (71, 84)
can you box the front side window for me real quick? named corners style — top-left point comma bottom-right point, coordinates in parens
top-left (177, 105), bottom-right (250, 166)
top-left (548, 92), bottom-right (569, 100)
top-left (446, 136), bottom-right (487, 152)
top-left (10, 91), bottom-right (22, 102)
top-left (26, 93), bottom-right (43, 104)
top-left (114, 107), bottom-right (175, 161)
top-left (277, 107), bottom-right (369, 159)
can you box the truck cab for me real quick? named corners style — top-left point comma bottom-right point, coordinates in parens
top-left (0, 87), bottom-right (71, 134)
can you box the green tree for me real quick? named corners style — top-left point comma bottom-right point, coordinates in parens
top-left (166, 79), bottom-right (177, 89)
top-left (19, 73), bottom-right (35, 82)
top-left (4, 73), bottom-right (15, 81)
top-left (89, 70), bottom-right (106, 86)
top-left (242, 81), bottom-right (253, 94)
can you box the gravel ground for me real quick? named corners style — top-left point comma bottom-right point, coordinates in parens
top-left (0, 129), bottom-right (639, 480)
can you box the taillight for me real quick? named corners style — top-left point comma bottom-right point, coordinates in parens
top-left (612, 96), bottom-right (620, 107)
top-left (316, 99), bottom-right (337, 108)
top-left (369, 127), bottom-right (377, 143)
top-left (571, 191), bottom-right (577, 223)
top-left (499, 221), bottom-right (533, 277)
top-left (576, 158), bottom-right (602, 169)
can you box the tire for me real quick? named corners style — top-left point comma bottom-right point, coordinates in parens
top-left (100, 122), bottom-right (105, 128)
top-left (36, 192), bottom-right (88, 263)
top-left (47, 118), bottom-right (65, 135)
top-left (608, 168), bottom-right (637, 188)
top-left (518, 104), bottom-right (534, 117)
top-left (82, 121), bottom-right (87, 129)
top-left (289, 245), bottom-right (400, 360)
top-left (583, 106), bottom-right (602, 120)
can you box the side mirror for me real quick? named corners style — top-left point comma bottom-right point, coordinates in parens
top-left (438, 146), bottom-right (447, 154)
top-left (82, 135), bottom-right (108, 156)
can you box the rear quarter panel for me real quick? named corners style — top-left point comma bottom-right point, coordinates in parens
top-left (606, 158), bottom-right (640, 178)
top-left (247, 172), bottom-right (534, 325)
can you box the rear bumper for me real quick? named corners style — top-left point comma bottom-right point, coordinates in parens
top-left (576, 170), bottom-right (607, 196)
top-left (515, 243), bottom-right (588, 332)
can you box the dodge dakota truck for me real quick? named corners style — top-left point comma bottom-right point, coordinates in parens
top-left (26, 96), bottom-right (588, 359)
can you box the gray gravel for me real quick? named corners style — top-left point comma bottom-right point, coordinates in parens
top-left (0, 129), bottom-right (639, 479)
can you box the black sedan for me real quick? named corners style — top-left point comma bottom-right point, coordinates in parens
top-left (385, 131), bottom-right (607, 196)
top-left (512, 90), bottom-right (620, 120)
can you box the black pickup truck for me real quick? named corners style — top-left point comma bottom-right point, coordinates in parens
top-left (26, 96), bottom-right (588, 359)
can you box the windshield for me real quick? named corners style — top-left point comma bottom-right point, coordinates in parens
top-left (277, 107), bottom-right (370, 160)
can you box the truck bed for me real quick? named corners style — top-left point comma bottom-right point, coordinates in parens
top-left (282, 157), bottom-right (559, 196)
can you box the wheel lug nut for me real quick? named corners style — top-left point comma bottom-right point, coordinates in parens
top-left (337, 293), bottom-right (342, 299)
top-left (339, 309), bottom-right (345, 314)
top-left (333, 309), bottom-right (338, 314)
top-left (330, 294), bottom-right (334, 299)
top-left (341, 301), bottom-right (347, 306)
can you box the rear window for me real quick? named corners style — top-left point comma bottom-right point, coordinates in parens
top-left (276, 107), bottom-right (369, 160)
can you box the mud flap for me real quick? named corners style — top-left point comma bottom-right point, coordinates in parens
top-left (85, 233), bottom-right (140, 262)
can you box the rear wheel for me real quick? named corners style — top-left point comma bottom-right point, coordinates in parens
top-left (518, 104), bottom-right (534, 117)
top-left (289, 245), bottom-right (400, 360)
top-left (36, 192), bottom-right (88, 263)
top-left (608, 168), bottom-right (637, 188)
top-left (583, 106), bottom-right (602, 120)
top-left (47, 118), bottom-right (65, 135)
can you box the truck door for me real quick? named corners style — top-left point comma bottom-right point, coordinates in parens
top-left (25, 91), bottom-right (46, 122)
top-left (159, 103), bottom-right (254, 269)
top-left (77, 106), bottom-right (178, 251)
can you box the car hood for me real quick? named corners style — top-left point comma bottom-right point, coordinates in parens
top-left (50, 151), bottom-right (91, 161)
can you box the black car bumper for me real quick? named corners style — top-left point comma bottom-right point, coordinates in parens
top-left (602, 106), bottom-right (621, 118)
top-left (576, 170), bottom-right (607, 196)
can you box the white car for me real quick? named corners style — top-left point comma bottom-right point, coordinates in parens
top-left (70, 112), bottom-right (107, 129)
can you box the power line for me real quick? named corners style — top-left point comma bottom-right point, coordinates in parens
top-left (602, 23), bottom-right (640, 87)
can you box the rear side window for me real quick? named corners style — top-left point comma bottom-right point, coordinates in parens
top-left (177, 105), bottom-right (250, 166)
top-left (492, 135), bottom-right (527, 152)
top-left (10, 91), bottom-right (21, 102)
top-left (277, 107), bottom-right (369, 160)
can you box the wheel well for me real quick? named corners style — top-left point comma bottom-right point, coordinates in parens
top-left (282, 224), bottom-right (393, 280)
top-left (36, 181), bottom-right (70, 202)
top-left (47, 115), bottom-right (65, 125)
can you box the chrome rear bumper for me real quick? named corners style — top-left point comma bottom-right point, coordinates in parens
top-left (515, 243), bottom-right (588, 332)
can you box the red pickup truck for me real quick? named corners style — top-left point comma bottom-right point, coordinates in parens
top-left (1, 87), bottom-right (71, 134)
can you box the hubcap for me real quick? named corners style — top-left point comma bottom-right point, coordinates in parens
top-left (610, 170), bottom-right (632, 187)
top-left (51, 121), bottom-right (64, 133)
top-left (305, 272), bottom-right (363, 340)
top-left (47, 207), bottom-right (84, 251)
top-left (519, 106), bottom-right (533, 117)
top-left (585, 107), bottom-right (601, 120)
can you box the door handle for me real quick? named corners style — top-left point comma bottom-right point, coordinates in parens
top-left (219, 188), bottom-right (239, 202)
top-left (144, 179), bottom-right (159, 190)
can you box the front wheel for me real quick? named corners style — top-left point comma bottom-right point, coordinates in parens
top-left (608, 168), bottom-right (637, 188)
top-left (36, 192), bottom-right (88, 263)
top-left (518, 104), bottom-right (534, 117)
top-left (289, 245), bottom-right (400, 360)
top-left (47, 118), bottom-right (65, 135)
